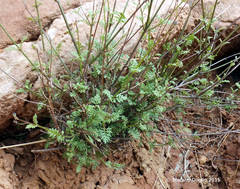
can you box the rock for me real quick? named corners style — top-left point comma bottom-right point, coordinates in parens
top-left (199, 155), bottom-right (208, 165)
top-left (0, 150), bottom-right (18, 189)
top-left (41, 0), bottom-right (180, 62)
top-left (103, 182), bottom-right (138, 189)
top-left (0, 0), bottom-right (90, 49)
top-left (79, 181), bottom-right (96, 189)
top-left (1, 0), bottom-right (239, 130)
top-left (198, 0), bottom-right (240, 29)
top-left (215, 0), bottom-right (240, 58)
top-left (0, 42), bottom-right (39, 129)
top-left (191, 0), bottom-right (240, 57)
top-left (0, 0), bottom-right (180, 130)
top-left (100, 174), bottom-right (137, 189)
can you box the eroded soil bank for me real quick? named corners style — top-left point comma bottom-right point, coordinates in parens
top-left (0, 104), bottom-right (239, 189)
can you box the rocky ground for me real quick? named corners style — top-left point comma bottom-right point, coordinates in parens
top-left (0, 102), bottom-right (239, 189)
top-left (0, 0), bottom-right (240, 188)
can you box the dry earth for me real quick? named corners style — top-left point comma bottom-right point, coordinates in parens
top-left (0, 102), bottom-right (239, 189)
top-left (0, 0), bottom-right (240, 188)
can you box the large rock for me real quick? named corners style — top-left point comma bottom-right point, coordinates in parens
top-left (0, 150), bottom-right (18, 189)
top-left (41, 0), bottom-right (180, 62)
top-left (0, 0), bottom-right (90, 49)
top-left (0, 0), bottom-right (182, 129)
top-left (215, 0), bottom-right (240, 57)
top-left (191, 0), bottom-right (240, 57)
top-left (191, 0), bottom-right (240, 28)
top-left (0, 42), bottom-right (39, 129)
top-left (1, 0), bottom-right (240, 130)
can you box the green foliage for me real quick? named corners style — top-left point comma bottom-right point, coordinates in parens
top-left (2, 0), bottom-right (239, 172)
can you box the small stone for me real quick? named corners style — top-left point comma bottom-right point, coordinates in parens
top-left (199, 155), bottom-right (208, 164)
